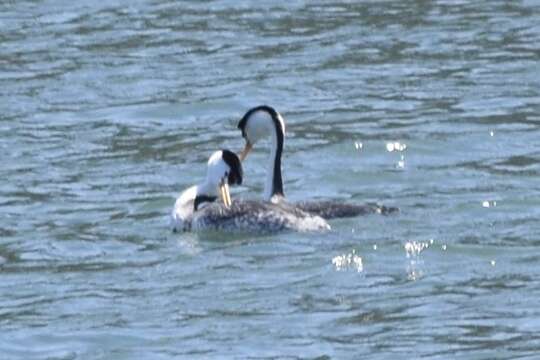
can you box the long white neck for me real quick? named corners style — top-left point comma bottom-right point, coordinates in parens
top-left (176, 179), bottom-right (216, 213)
top-left (243, 107), bottom-right (285, 202)
top-left (197, 180), bottom-right (216, 198)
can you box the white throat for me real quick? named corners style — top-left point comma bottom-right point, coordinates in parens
top-left (244, 108), bottom-right (285, 202)
top-left (197, 180), bottom-right (217, 199)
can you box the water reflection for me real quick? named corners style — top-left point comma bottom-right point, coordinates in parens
top-left (404, 240), bottom-right (432, 281)
top-left (332, 249), bottom-right (364, 272)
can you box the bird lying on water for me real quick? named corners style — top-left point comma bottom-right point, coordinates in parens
top-left (171, 150), bottom-right (242, 232)
top-left (237, 105), bottom-right (398, 218)
top-left (171, 149), bottom-right (329, 233)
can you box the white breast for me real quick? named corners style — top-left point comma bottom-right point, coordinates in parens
top-left (171, 185), bottom-right (197, 232)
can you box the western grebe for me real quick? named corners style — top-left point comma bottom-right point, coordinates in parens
top-left (237, 105), bottom-right (398, 219)
top-left (171, 150), bottom-right (242, 232)
top-left (171, 150), bottom-right (329, 233)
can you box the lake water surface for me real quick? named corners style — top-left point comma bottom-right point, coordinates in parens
top-left (2, 0), bottom-right (540, 358)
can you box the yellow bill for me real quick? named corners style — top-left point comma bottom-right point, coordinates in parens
top-left (219, 181), bottom-right (232, 208)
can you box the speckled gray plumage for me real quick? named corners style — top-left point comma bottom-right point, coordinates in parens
top-left (191, 199), bottom-right (330, 233)
top-left (295, 200), bottom-right (399, 219)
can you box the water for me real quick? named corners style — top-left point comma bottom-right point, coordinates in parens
top-left (2, 0), bottom-right (540, 358)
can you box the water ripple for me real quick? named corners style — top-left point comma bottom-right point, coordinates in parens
top-left (2, 0), bottom-right (540, 358)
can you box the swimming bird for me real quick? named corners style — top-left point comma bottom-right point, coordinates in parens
top-left (237, 105), bottom-right (398, 219)
top-left (171, 149), bottom-right (329, 233)
top-left (171, 149), bottom-right (242, 232)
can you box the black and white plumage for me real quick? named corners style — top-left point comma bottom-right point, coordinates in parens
top-left (237, 105), bottom-right (398, 219)
top-left (188, 200), bottom-right (329, 233)
top-left (171, 150), bottom-right (243, 232)
top-left (238, 105), bottom-right (285, 201)
top-left (171, 149), bottom-right (329, 233)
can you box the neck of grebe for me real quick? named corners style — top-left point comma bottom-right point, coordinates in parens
top-left (264, 124), bottom-right (284, 201)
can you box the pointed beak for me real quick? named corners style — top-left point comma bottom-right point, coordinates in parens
top-left (219, 179), bottom-right (232, 209)
top-left (238, 141), bottom-right (253, 161)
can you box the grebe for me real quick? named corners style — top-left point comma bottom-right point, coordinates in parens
top-left (171, 150), bottom-right (329, 233)
top-left (237, 105), bottom-right (398, 219)
top-left (171, 150), bottom-right (242, 232)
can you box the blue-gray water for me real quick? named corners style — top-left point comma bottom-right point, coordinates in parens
top-left (2, 0), bottom-right (540, 358)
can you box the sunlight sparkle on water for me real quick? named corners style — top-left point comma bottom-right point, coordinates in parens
top-left (386, 141), bottom-right (407, 152)
top-left (397, 154), bottom-right (405, 169)
top-left (386, 142), bottom-right (407, 169)
top-left (404, 241), bottom-right (432, 281)
top-left (404, 240), bottom-right (430, 258)
top-left (332, 249), bottom-right (363, 272)
top-left (407, 262), bottom-right (423, 281)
